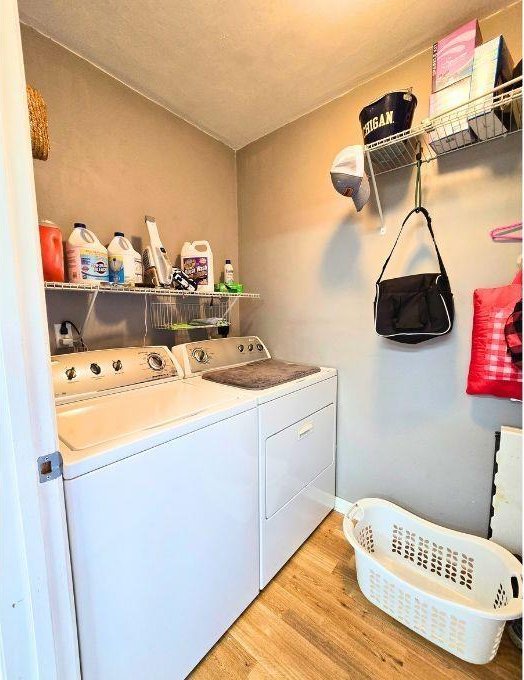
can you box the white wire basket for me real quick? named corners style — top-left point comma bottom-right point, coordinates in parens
top-left (150, 295), bottom-right (232, 331)
top-left (343, 498), bottom-right (522, 664)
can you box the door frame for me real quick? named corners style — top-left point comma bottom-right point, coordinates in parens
top-left (0, 1), bottom-right (79, 678)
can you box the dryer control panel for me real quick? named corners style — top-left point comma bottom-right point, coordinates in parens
top-left (172, 336), bottom-right (270, 376)
top-left (52, 346), bottom-right (181, 402)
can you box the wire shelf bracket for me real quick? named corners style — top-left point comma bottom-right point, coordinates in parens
top-left (81, 287), bottom-right (99, 338)
top-left (365, 147), bottom-right (386, 235)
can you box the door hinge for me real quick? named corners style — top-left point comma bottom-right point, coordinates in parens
top-left (38, 451), bottom-right (63, 483)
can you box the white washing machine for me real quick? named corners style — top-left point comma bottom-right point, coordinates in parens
top-left (172, 337), bottom-right (337, 588)
top-left (52, 346), bottom-right (259, 680)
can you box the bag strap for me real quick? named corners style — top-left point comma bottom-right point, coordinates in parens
top-left (376, 206), bottom-right (449, 284)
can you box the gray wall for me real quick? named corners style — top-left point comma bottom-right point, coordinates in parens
top-left (237, 4), bottom-right (522, 536)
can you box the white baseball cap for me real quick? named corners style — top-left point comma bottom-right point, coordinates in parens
top-left (330, 145), bottom-right (370, 212)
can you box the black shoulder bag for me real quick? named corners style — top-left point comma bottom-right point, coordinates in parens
top-left (374, 206), bottom-right (454, 344)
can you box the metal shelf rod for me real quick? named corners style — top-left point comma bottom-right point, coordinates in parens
top-left (44, 281), bottom-right (260, 300)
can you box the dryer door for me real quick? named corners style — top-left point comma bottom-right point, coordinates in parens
top-left (265, 403), bottom-right (335, 518)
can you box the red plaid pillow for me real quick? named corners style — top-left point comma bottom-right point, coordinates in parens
top-left (467, 271), bottom-right (523, 400)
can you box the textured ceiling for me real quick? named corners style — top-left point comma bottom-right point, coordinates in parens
top-left (19, 0), bottom-right (511, 149)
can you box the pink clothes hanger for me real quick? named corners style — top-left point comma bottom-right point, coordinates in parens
top-left (490, 222), bottom-right (522, 242)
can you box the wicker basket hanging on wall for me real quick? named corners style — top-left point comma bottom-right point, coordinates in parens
top-left (26, 85), bottom-right (49, 160)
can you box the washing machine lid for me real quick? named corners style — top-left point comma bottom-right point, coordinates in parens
top-left (56, 379), bottom-right (244, 451)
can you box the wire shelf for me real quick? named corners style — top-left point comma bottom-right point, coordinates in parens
top-left (365, 78), bottom-right (522, 175)
top-left (150, 295), bottom-right (234, 331)
top-left (44, 281), bottom-right (260, 299)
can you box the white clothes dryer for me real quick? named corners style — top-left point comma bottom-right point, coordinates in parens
top-left (172, 337), bottom-right (337, 588)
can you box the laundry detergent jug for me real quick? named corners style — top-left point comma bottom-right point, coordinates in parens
top-left (108, 232), bottom-right (143, 285)
top-left (66, 223), bottom-right (109, 283)
top-left (181, 241), bottom-right (214, 293)
top-left (39, 220), bottom-right (65, 282)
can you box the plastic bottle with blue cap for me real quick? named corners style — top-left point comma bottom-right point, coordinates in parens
top-left (108, 232), bottom-right (143, 285)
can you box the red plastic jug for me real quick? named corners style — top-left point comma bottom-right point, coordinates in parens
top-left (39, 220), bottom-right (65, 282)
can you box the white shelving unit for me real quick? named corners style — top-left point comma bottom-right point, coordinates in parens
top-left (365, 77), bottom-right (522, 234)
top-left (44, 281), bottom-right (260, 299)
top-left (44, 281), bottom-right (261, 334)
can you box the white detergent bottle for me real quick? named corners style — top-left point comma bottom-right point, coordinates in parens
top-left (66, 223), bottom-right (109, 283)
top-left (181, 241), bottom-right (214, 293)
top-left (108, 232), bottom-right (143, 285)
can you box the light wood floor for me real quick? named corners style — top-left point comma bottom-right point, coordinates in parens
top-left (190, 511), bottom-right (521, 680)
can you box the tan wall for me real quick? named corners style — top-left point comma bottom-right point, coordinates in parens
top-left (21, 25), bottom-right (238, 351)
top-left (237, 4), bottom-right (523, 535)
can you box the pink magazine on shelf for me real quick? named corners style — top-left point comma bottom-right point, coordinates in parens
top-left (432, 19), bottom-right (482, 92)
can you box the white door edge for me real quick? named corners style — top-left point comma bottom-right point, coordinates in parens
top-left (0, 2), bottom-right (79, 678)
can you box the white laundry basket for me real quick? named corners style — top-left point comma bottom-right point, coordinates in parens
top-left (343, 498), bottom-right (522, 664)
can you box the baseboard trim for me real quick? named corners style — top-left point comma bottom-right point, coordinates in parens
top-left (334, 496), bottom-right (353, 515)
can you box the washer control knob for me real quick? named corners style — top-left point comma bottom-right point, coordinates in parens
top-left (65, 367), bottom-right (76, 381)
top-left (248, 343), bottom-right (254, 351)
top-left (256, 343), bottom-right (264, 351)
top-left (113, 359), bottom-right (123, 372)
top-left (192, 348), bottom-right (208, 363)
top-left (147, 353), bottom-right (165, 371)
top-left (238, 344), bottom-right (244, 352)
top-left (90, 363), bottom-right (101, 375)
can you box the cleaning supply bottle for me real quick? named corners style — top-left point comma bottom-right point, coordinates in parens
top-left (181, 241), bottom-right (214, 293)
top-left (39, 220), bottom-right (65, 282)
top-left (66, 223), bottom-right (109, 283)
top-left (224, 259), bottom-right (234, 284)
top-left (108, 232), bottom-right (143, 285)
